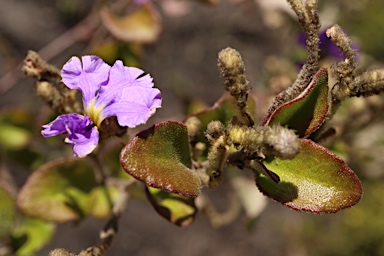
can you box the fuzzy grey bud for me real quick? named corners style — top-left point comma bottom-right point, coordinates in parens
top-left (206, 120), bottom-right (225, 142)
top-left (185, 116), bottom-right (202, 142)
top-left (263, 125), bottom-right (301, 160)
top-left (228, 125), bottom-right (301, 160)
top-left (218, 47), bottom-right (249, 104)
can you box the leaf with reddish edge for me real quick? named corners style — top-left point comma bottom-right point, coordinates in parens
top-left (263, 68), bottom-right (329, 138)
top-left (145, 186), bottom-right (197, 227)
top-left (120, 121), bottom-right (202, 197)
top-left (183, 93), bottom-right (257, 158)
top-left (256, 139), bottom-right (362, 213)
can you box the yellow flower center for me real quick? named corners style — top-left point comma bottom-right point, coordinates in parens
top-left (85, 98), bottom-right (105, 126)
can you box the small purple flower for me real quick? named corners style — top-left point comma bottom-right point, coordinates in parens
top-left (42, 56), bottom-right (162, 157)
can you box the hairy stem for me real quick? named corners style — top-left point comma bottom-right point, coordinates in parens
top-left (261, 0), bottom-right (321, 125)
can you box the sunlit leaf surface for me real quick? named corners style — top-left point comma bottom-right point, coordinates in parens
top-left (257, 139), bottom-right (362, 213)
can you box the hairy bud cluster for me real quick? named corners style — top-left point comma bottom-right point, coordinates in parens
top-left (326, 25), bottom-right (356, 67)
top-left (352, 70), bottom-right (384, 97)
top-left (326, 24), bottom-right (384, 121)
top-left (228, 125), bottom-right (301, 160)
top-left (205, 121), bottom-right (228, 188)
top-left (185, 116), bottom-right (202, 142)
top-left (327, 25), bottom-right (357, 103)
top-left (264, 0), bottom-right (321, 123)
top-left (206, 120), bottom-right (225, 142)
top-left (218, 47), bottom-right (254, 126)
top-left (218, 47), bottom-right (249, 98)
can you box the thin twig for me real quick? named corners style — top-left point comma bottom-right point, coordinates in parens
top-left (79, 187), bottom-right (129, 256)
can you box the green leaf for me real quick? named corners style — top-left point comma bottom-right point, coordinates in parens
top-left (145, 187), bottom-right (197, 227)
top-left (183, 93), bottom-right (257, 158)
top-left (266, 68), bottom-right (329, 137)
top-left (17, 158), bottom-right (97, 222)
top-left (0, 123), bottom-right (31, 150)
top-left (100, 3), bottom-right (161, 44)
top-left (120, 121), bottom-right (202, 197)
top-left (88, 186), bottom-right (119, 219)
top-left (0, 108), bottom-right (34, 150)
top-left (256, 139), bottom-right (362, 213)
top-left (11, 217), bottom-right (55, 256)
top-left (0, 185), bottom-right (16, 238)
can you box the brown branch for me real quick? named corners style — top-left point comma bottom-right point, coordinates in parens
top-left (21, 51), bottom-right (81, 115)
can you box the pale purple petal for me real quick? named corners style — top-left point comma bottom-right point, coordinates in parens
top-left (103, 102), bottom-right (152, 127)
top-left (61, 56), bottom-right (110, 107)
top-left (96, 61), bottom-right (154, 107)
top-left (101, 86), bottom-right (161, 127)
top-left (42, 114), bottom-right (99, 157)
top-left (109, 60), bottom-right (154, 88)
top-left (90, 60), bottom-right (161, 127)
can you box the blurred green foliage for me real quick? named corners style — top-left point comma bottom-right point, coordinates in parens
top-left (340, 0), bottom-right (384, 61)
top-left (298, 180), bottom-right (384, 256)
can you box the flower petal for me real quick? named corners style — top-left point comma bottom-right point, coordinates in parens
top-left (109, 60), bottom-right (154, 88)
top-left (96, 61), bottom-right (154, 107)
top-left (101, 86), bottom-right (161, 127)
top-left (61, 56), bottom-right (110, 107)
top-left (87, 60), bottom-right (162, 126)
top-left (42, 114), bottom-right (99, 157)
top-left (67, 125), bottom-right (99, 158)
top-left (42, 114), bottom-right (85, 137)
top-left (102, 102), bottom-right (152, 128)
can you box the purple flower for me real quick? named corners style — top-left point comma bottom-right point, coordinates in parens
top-left (42, 56), bottom-right (162, 157)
